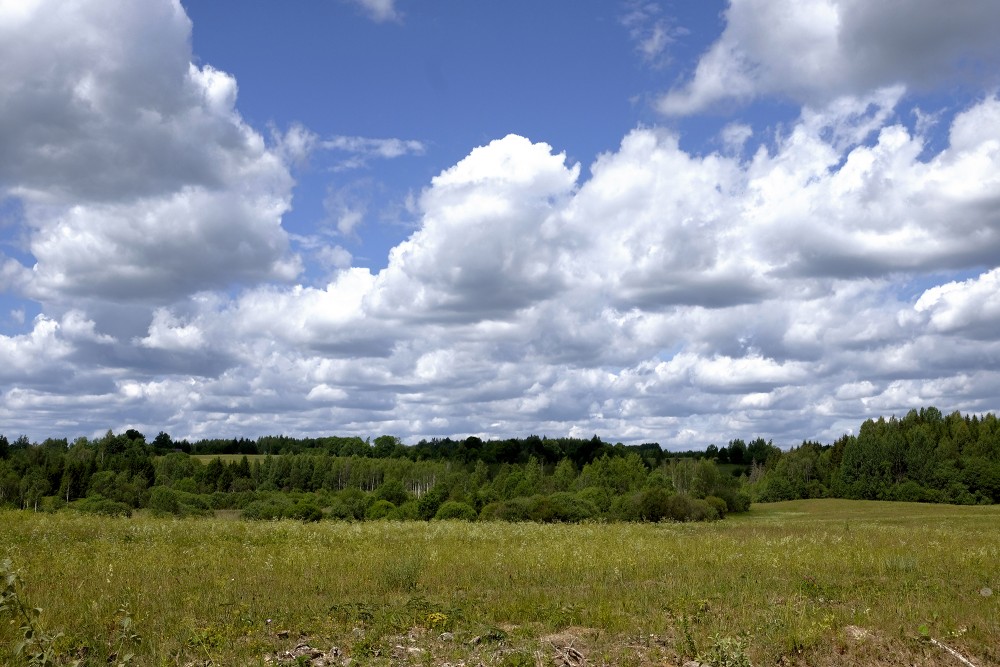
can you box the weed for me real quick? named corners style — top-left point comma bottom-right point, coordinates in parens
top-left (701, 634), bottom-right (753, 667)
top-left (108, 605), bottom-right (142, 666)
top-left (0, 559), bottom-right (69, 667)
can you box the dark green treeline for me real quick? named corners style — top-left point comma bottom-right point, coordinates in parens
top-left (0, 431), bottom-right (745, 523)
top-left (2, 406), bottom-right (998, 522)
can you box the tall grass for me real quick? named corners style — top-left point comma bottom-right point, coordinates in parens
top-left (1, 500), bottom-right (997, 666)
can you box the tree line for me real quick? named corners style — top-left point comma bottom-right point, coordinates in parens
top-left (0, 430), bottom-right (745, 523)
top-left (2, 406), bottom-right (997, 522)
top-left (744, 407), bottom-right (1000, 504)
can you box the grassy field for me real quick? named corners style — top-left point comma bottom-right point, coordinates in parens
top-left (1, 499), bottom-right (997, 666)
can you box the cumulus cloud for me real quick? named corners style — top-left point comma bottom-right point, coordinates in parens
top-left (368, 135), bottom-right (580, 321)
top-left (659, 0), bottom-right (1000, 114)
top-left (915, 268), bottom-right (1000, 339)
top-left (4, 1), bottom-right (1000, 445)
top-left (0, 0), bottom-right (301, 303)
top-left (55, 95), bottom-right (991, 445)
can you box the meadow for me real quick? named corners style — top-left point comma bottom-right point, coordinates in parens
top-left (1, 499), bottom-right (997, 666)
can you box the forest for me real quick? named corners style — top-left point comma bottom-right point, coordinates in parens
top-left (1, 406), bottom-right (998, 523)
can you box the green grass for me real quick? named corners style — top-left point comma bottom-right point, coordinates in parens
top-left (1, 499), bottom-right (998, 666)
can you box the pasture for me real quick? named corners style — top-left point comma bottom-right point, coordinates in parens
top-left (1, 499), bottom-right (997, 666)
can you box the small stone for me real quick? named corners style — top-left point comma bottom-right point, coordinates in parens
top-left (440, 632), bottom-right (455, 641)
top-left (980, 587), bottom-right (993, 597)
top-left (682, 661), bottom-right (703, 667)
top-left (277, 630), bottom-right (290, 639)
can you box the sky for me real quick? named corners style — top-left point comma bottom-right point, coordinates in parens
top-left (2, 0), bottom-right (1000, 448)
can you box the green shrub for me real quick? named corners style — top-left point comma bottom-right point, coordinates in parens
top-left (148, 486), bottom-right (180, 514)
top-left (576, 486), bottom-right (612, 513)
top-left (327, 499), bottom-right (355, 521)
top-left (546, 492), bottom-right (598, 522)
top-left (366, 499), bottom-right (396, 520)
top-left (638, 487), bottom-right (672, 522)
top-left (242, 498), bottom-right (290, 520)
top-left (40, 496), bottom-right (66, 513)
top-left (488, 497), bottom-right (534, 522)
top-left (389, 500), bottom-right (420, 520)
top-left (705, 495), bottom-right (728, 518)
top-left (338, 488), bottom-right (371, 520)
top-left (690, 498), bottom-right (720, 521)
top-left (375, 479), bottom-right (410, 506)
top-left (666, 493), bottom-right (694, 521)
top-left (72, 496), bottom-right (133, 518)
top-left (434, 501), bottom-right (478, 521)
top-left (715, 488), bottom-right (751, 513)
top-left (609, 492), bottom-right (641, 522)
top-left (289, 500), bottom-right (323, 522)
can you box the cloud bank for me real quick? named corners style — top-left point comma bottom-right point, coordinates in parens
top-left (659, 0), bottom-right (1000, 114)
top-left (1, 0), bottom-right (999, 448)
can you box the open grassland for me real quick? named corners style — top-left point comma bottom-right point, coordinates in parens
top-left (1, 500), bottom-right (998, 666)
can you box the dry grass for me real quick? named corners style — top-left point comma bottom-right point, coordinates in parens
top-left (1, 499), bottom-right (997, 666)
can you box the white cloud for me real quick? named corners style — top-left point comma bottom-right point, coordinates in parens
top-left (659, 0), bottom-right (1000, 114)
top-left (0, 316), bottom-right (72, 380)
top-left (368, 134), bottom-right (580, 321)
top-left (137, 308), bottom-right (206, 351)
top-left (315, 244), bottom-right (354, 271)
top-left (0, 0), bottom-right (301, 302)
top-left (915, 268), bottom-right (1000, 339)
top-left (620, 1), bottom-right (681, 66)
top-left (82, 96), bottom-right (993, 445)
top-left (322, 136), bottom-right (425, 171)
top-left (274, 123), bottom-right (319, 167)
top-left (4, 2), bottom-right (1000, 446)
top-left (348, 0), bottom-right (400, 24)
top-left (720, 123), bottom-right (753, 154)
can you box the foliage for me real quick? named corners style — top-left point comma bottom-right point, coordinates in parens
top-left (0, 559), bottom-right (66, 667)
top-left (6, 406), bottom-right (1000, 530)
top-left (433, 500), bottom-right (478, 521)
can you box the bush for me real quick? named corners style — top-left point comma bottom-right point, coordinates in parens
top-left (689, 498), bottom-right (720, 521)
top-left (376, 479), bottom-right (410, 506)
top-left (666, 493), bottom-right (694, 522)
top-left (148, 486), bottom-right (180, 514)
top-left (546, 492), bottom-right (598, 522)
top-left (72, 496), bottom-right (133, 518)
top-left (242, 498), bottom-right (290, 520)
top-left (366, 499), bottom-right (396, 520)
top-left (704, 495), bottom-right (728, 518)
top-left (289, 500), bottom-right (323, 522)
top-left (40, 496), bottom-right (66, 513)
top-left (494, 497), bottom-right (535, 522)
top-left (434, 501), bottom-right (478, 521)
top-left (715, 488), bottom-right (751, 513)
top-left (389, 500), bottom-right (421, 521)
top-left (576, 486), bottom-right (612, 513)
top-left (327, 499), bottom-right (356, 521)
top-left (638, 487), bottom-right (672, 522)
top-left (609, 493), bottom-right (641, 522)
top-left (338, 488), bottom-right (371, 520)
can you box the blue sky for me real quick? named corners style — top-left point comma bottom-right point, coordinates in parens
top-left (183, 0), bottom-right (733, 275)
top-left (2, 0), bottom-right (1000, 448)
